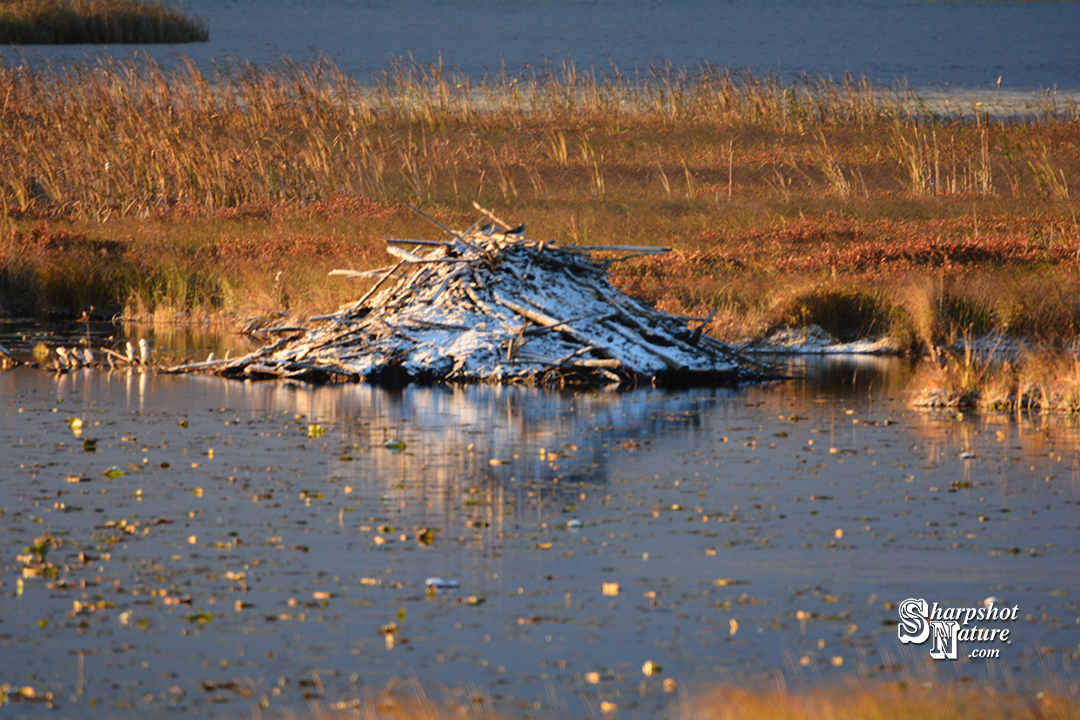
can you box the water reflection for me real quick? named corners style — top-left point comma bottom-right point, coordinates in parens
top-left (1, 359), bottom-right (1078, 718)
top-left (0, 317), bottom-right (261, 366)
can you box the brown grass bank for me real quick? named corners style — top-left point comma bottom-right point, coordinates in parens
top-left (1, 56), bottom-right (1078, 350)
top-left (913, 343), bottom-right (1080, 413)
top-left (680, 682), bottom-right (1078, 720)
top-left (263, 678), bottom-right (1079, 720)
top-left (0, 0), bottom-right (207, 44)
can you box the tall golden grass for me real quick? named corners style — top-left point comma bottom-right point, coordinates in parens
top-left (0, 0), bottom-right (207, 44)
top-left (0, 56), bottom-right (905, 219)
top-left (914, 341), bottom-right (1080, 413)
top-left (682, 682), bottom-right (1078, 720)
top-left (2, 55), bottom-right (1076, 220)
top-left (269, 677), bottom-right (1079, 720)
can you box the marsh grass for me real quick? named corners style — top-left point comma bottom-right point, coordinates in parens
top-left (278, 676), bottom-right (1079, 720)
top-left (0, 199), bottom-right (398, 321)
top-left (0, 0), bottom-right (207, 44)
top-left (913, 340), bottom-right (1080, 413)
top-left (681, 682), bottom-right (1078, 720)
top-left (1, 55), bottom-right (1079, 342)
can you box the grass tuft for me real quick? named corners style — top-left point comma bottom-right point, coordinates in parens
top-left (913, 340), bottom-right (1080, 413)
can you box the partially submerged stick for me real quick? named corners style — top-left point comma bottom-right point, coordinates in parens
top-left (0, 342), bottom-right (21, 366)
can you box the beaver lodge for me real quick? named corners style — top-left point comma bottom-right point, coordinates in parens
top-left (169, 206), bottom-right (767, 388)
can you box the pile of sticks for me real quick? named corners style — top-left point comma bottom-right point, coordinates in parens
top-left (168, 206), bottom-right (764, 388)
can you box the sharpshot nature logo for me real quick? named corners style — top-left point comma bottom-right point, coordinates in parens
top-left (897, 598), bottom-right (1019, 660)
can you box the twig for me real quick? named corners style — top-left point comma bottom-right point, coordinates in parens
top-left (385, 238), bottom-right (455, 247)
top-left (406, 203), bottom-right (457, 238)
top-left (355, 260), bottom-right (406, 308)
top-left (329, 268), bottom-right (404, 279)
top-left (471, 201), bottom-right (515, 231)
top-left (579, 244), bottom-right (670, 254)
top-left (385, 245), bottom-right (425, 262)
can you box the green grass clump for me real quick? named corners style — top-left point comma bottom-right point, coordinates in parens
top-left (0, 0), bottom-right (207, 44)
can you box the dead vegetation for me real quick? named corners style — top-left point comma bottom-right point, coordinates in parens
top-left (0, 0), bottom-right (207, 44)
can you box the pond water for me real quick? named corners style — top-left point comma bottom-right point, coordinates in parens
top-left (1, 328), bottom-right (1078, 717)
top-left (7, 0), bottom-right (1080, 94)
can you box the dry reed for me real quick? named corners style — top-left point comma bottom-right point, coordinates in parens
top-left (682, 682), bottom-right (1078, 720)
top-left (258, 675), bottom-right (1079, 720)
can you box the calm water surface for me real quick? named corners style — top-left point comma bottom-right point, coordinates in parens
top-left (7, 0), bottom-right (1080, 92)
top-left (1, 334), bottom-right (1078, 717)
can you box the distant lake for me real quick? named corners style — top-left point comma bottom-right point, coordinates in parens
top-left (6, 0), bottom-right (1080, 91)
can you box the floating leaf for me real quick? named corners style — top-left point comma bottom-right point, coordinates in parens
top-left (102, 466), bottom-right (124, 478)
top-left (185, 610), bottom-right (213, 623)
top-left (385, 440), bottom-right (406, 452)
top-left (425, 577), bottom-right (460, 591)
top-left (308, 424), bottom-right (325, 438)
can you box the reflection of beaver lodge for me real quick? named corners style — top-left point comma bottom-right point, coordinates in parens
top-left (172, 206), bottom-right (767, 388)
